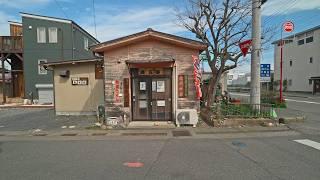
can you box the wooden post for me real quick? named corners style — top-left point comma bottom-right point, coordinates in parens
top-left (1, 53), bottom-right (6, 104)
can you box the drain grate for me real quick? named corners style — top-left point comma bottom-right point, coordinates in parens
top-left (91, 133), bottom-right (108, 136)
top-left (32, 133), bottom-right (48, 136)
top-left (61, 133), bottom-right (78, 136)
top-left (121, 133), bottom-right (167, 136)
top-left (172, 130), bottom-right (192, 137)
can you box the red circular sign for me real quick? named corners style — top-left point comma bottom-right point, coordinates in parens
top-left (283, 21), bottom-right (294, 32)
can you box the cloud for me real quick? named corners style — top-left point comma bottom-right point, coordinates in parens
top-left (0, 0), bottom-right (52, 8)
top-left (0, 11), bottom-right (16, 36)
top-left (79, 6), bottom-right (186, 41)
top-left (262, 0), bottom-right (320, 16)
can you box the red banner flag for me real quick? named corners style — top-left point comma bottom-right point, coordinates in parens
top-left (239, 40), bottom-right (252, 57)
top-left (192, 55), bottom-right (202, 100)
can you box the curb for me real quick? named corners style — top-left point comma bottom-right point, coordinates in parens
top-left (0, 105), bottom-right (54, 109)
top-left (279, 116), bottom-right (305, 124)
top-left (0, 126), bottom-right (294, 138)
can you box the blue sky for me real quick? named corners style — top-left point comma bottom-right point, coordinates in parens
top-left (0, 0), bottom-right (320, 74)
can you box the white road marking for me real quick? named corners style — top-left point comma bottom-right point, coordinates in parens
top-left (230, 93), bottom-right (249, 97)
top-left (294, 139), bottom-right (320, 150)
top-left (230, 93), bottom-right (320, 105)
top-left (285, 99), bottom-right (320, 105)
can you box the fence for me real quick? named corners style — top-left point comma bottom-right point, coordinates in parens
top-left (212, 103), bottom-right (275, 119)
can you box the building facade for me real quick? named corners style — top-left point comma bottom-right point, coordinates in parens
top-left (91, 29), bottom-right (207, 123)
top-left (22, 13), bottom-right (99, 103)
top-left (44, 58), bottom-right (104, 115)
top-left (273, 26), bottom-right (320, 93)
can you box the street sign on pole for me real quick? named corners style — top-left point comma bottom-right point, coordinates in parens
top-left (283, 21), bottom-right (294, 33)
top-left (260, 64), bottom-right (271, 82)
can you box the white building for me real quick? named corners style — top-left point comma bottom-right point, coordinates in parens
top-left (231, 73), bottom-right (251, 86)
top-left (273, 26), bottom-right (320, 94)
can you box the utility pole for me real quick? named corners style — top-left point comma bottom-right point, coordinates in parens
top-left (1, 53), bottom-right (6, 104)
top-left (250, 0), bottom-right (262, 108)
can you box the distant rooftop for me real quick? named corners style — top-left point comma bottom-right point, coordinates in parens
top-left (8, 21), bottom-right (22, 26)
top-left (20, 12), bottom-right (99, 43)
top-left (272, 25), bottom-right (320, 44)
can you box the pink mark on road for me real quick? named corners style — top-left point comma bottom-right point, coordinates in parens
top-left (123, 162), bottom-right (144, 168)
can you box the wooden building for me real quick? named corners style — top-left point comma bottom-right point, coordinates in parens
top-left (0, 21), bottom-right (24, 104)
top-left (91, 28), bottom-right (207, 123)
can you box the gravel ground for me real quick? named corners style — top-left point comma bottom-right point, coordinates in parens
top-left (0, 108), bottom-right (96, 131)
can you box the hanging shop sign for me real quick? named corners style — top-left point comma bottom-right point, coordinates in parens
top-left (114, 80), bottom-right (120, 103)
top-left (239, 39), bottom-right (252, 57)
top-left (192, 55), bottom-right (202, 100)
top-left (71, 77), bottom-right (88, 85)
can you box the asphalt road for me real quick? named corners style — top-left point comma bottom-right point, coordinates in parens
top-left (0, 108), bottom-right (94, 131)
top-left (1, 94), bottom-right (320, 180)
top-left (1, 135), bottom-right (320, 180)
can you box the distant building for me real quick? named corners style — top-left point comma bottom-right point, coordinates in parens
top-left (273, 25), bottom-right (320, 94)
top-left (201, 71), bottom-right (228, 93)
top-left (21, 13), bottom-right (99, 103)
top-left (227, 73), bottom-right (234, 85)
top-left (231, 73), bottom-right (251, 86)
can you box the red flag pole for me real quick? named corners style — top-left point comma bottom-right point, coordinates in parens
top-left (280, 28), bottom-right (283, 103)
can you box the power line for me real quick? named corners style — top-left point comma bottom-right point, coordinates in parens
top-left (92, 0), bottom-right (98, 39)
top-left (263, 0), bottom-right (299, 25)
top-left (53, 0), bottom-right (69, 19)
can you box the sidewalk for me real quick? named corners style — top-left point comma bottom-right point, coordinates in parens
top-left (0, 125), bottom-right (295, 139)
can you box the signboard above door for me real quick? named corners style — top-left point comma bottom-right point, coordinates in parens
top-left (71, 77), bottom-right (89, 85)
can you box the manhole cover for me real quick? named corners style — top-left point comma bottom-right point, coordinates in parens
top-left (172, 130), bottom-right (192, 137)
top-left (232, 141), bottom-right (247, 148)
top-left (121, 133), bottom-right (167, 136)
top-left (123, 162), bottom-right (144, 168)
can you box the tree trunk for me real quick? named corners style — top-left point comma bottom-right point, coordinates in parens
top-left (205, 68), bottom-right (224, 108)
top-left (206, 75), bottom-right (219, 107)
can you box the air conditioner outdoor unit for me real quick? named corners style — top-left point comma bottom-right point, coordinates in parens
top-left (176, 109), bottom-right (198, 127)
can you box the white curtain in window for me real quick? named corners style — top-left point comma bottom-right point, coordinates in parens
top-left (37, 27), bottom-right (46, 43)
top-left (84, 37), bottom-right (89, 50)
top-left (48, 27), bottom-right (58, 43)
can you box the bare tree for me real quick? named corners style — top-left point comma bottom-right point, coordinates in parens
top-left (177, 0), bottom-right (252, 107)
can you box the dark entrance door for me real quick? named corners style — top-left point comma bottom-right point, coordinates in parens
top-left (131, 68), bottom-right (172, 121)
top-left (314, 80), bottom-right (320, 94)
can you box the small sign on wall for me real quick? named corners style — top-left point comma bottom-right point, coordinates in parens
top-left (140, 82), bottom-right (146, 90)
top-left (72, 77), bottom-right (88, 85)
top-left (157, 81), bottom-right (165, 92)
